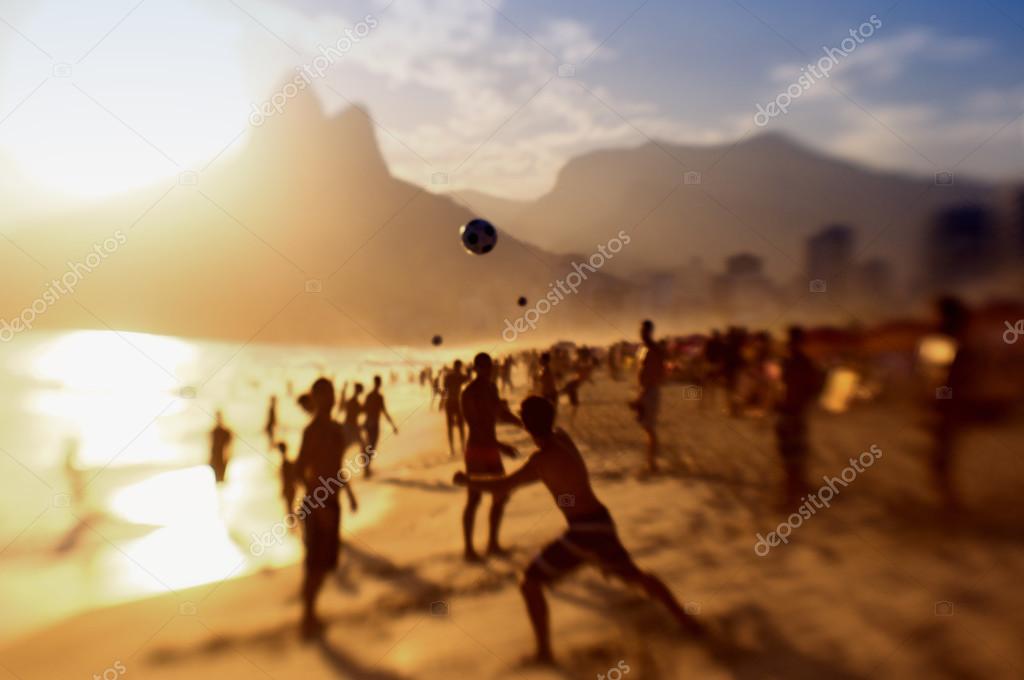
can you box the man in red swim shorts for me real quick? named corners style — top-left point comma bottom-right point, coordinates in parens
top-left (459, 352), bottom-right (523, 561)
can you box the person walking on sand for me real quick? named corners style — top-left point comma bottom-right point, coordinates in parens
top-left (443, 360), bottom-right (468, 457)
top-left (632, 320), bottom-right (666, 473)
top-left (775, 326), bottom-right (825, 507)
top-left (454, 396), bottom-right (701, 663)
top-left (339, 381), bottom-right (366, 456)
top-left (295, 378), bottom-right (357, 639)
top-left (362, 375), bottom-right (398, 478)
top-left (209, 410), bottom-right (233, 484)
top-left (460, 352), bottom-right (522, 561)
top-left (500, 355), bottom-right (516, 394)
top-left (929, 296), bottom-right (978, 511)
top-left (561, 347), bottom-right (594, 424)
top-left (538, 352), bottom-right (559, 416)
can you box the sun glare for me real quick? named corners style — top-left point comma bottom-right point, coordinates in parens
top-left (0, 0), bottom-right (253, 199)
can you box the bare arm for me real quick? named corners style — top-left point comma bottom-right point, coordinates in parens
top-left (382, 399), bottom-right (398, 431)
top-left (453, 454), bottom-right (541, 495)
top-left (344, 481), bottom-right (358, 512)
top-left (494, 387), bottom-right (523, 427)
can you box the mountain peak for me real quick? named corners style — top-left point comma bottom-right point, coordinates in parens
top-left (243, 89), bottom-right (388, 179)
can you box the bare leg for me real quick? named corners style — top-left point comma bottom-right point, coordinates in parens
top-left (632, 571), bottom-right (702, 635)
top-left (520, 575), bottom-right (554, 663)
top-left (301, 567), bottom-right (328, 637)
top-left (462, 489), bottom-right (482, 561)
top-left (446, 413), bottom-right (456, 457)
top-left (645, 426), bottom-right (659, 473)
top-left (486, 492), bottom-right (508, 555)
top-left (932, 425), bottom-right (959, 510)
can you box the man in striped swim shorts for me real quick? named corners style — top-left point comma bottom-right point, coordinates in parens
top-left (454, 396), bottom-right (702, 664)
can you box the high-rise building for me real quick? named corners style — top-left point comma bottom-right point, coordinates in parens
top-left (806, 224), bottom-right (855, 296)
top-left (925, 204), bottom-right (998, 289)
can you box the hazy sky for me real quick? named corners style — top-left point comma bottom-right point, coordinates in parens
top-left (0, 0), bottom-right (1021, 199)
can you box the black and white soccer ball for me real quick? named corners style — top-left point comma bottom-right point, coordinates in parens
top-left (460, 218), bottom-right (498, 255)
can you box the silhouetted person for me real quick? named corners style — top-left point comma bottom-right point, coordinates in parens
top-left (277, 442), bottom-right (297, 515)
top-left (339, 381), bottom-right (366, 457)
top-left (931, 296), bottom-right (975, 511)
top-left (459, 352), bottom-right (522, 561)
top-left (454, 397), bottom-right (701, 663)
top-left (538, 352), bottom-right (559, 416)
top-left (608, 344), bottom-right (622, 381)
top-left (209, 410), bottom-right (233, 484)
top-left (362, 375), bottom-right (398, 478)
top-left (500, 355), bottom-right (515, 393)
top-left (722, 327), bottom-right (746, 416)
top-left (632, 320), bottom-right (666, 473)
top-left (703, 330), bottom-right (725, 410)
top-left (264, 396), bottom-right (277, 448)
top-left (443, 361), bottom-right (468, 457)
top-left (562, 347), bottom-right (594, 423)
top-left (63, 439), bottom-right (85, 508)
top-left (775, 327), bottom-right (825, 507)
top-left (295, 378), bottom-right (357, 639)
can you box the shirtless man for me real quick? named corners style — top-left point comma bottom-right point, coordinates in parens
top-left (454, 396), bottom-right (700, 663)
top-left (561, 347), bottom-right (594, 423)
top-left (538, 352), bottom-right (559, 416)
top-left (362, 375), bottom-right (398, 478)
top-left (295, 378), bottom-right (358, 638)
top-left (443, 361), bottom-right (468, 457)
top-left (459, 353), bottom-right (522, 561)
top-left (634, 320), bottom-right (666, 473)
top-left (339, 381), bottom-right (366, 457)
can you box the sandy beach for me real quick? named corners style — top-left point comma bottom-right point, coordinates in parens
top-left (4, 371), bottom-right (1023, 680)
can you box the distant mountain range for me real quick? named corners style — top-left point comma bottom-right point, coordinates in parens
top-left (459, 133), bottom-right (997, 281)
top-left (1, 92), bottom-right (630, 348)
top-left (0, 92), bottom-right (1006, 347)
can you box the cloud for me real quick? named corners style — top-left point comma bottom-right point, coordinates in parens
top-left (754, 26), bottom-right (1019, 180)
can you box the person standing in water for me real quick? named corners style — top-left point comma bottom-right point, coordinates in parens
top-left (209, 411), bottom-right (233, 484)
top-left (276, 442), bottom-right (297, 515)
top-left (454, 396), bottom-right (701, 663)
top-left (295, 378), bottom-right (357, 639)
top-left (264, 395), bottom-right (277, 449)
top-left (459, 353), bottom-right (522, 561)
top-left (362, 375), bottom-right (398, 478)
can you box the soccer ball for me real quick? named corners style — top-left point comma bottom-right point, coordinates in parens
top-left (517, 296), bottom-right (527, 307)
top-left (431, 335), bottom-right (443, 346)
top-left (460, 219), bottom-right (498, 255)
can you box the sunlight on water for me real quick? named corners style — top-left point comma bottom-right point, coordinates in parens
top-left (29, 329), bottom-right (194, 390)
top-left (0, 330), bottom-right (430, 642)
top-left (26, 330), bottom-right (195, 467)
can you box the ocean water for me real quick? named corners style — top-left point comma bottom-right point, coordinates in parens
top-left (0, 330), bottom-right (447, 642)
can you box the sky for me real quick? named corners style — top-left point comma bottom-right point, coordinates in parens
top-left (0, 0), bottom-right (1021, 200)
